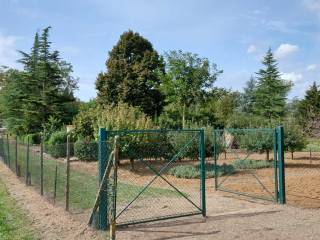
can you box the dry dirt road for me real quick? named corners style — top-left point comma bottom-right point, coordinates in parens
top-left (1, 161), bottom-right (320, 240)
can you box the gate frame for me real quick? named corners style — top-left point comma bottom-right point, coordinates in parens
top-left (213, 126), bottom-right (286, 204)
top-left (97, 128), bottom-right (206, 230)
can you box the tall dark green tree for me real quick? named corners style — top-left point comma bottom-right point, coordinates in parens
top-left (0, 27), bottom-right (78, 134)
top-left (298, 82), bottom-right (320, 136)
top-left (96, 30), bottom-right (164, 116)
top-left (253, 48), bottom-right (291, 120)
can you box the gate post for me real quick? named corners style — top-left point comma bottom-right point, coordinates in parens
top-left (98, 128), bottom-right (108, 230)
top-left (277, 126), bottom-right (286, 204)
top-left (199, 129), bottom-right (206, 217)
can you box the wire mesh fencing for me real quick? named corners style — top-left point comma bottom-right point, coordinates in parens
top-left (99, 129), bottom-right (206, 227)
top-left (213, 128), bottom-right (278, 202)
top-left (0, 134), bottom-right (102, 221)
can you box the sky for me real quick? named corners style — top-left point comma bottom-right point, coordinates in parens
top-left (0, 0), bottom-right (320, 101)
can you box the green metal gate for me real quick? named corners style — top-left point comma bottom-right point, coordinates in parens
top-left (213, 126), bottom-right (285, 203)
top-left (97, 129), bottom-right (206, 229)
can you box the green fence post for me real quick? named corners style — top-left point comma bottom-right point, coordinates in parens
top-left (273, 128), bottom-right (278, 203)
top-left (98, 128), bottom-right (108, 230)
top-left (15, 136), bottom-right (18, 175)
top-left (277, 126), bottom-right (286, 204)
top-left (213, 130), bottom-right (218, 190)
top-left (40, 135), bottom-right (44, 195)
top-left (6, 134), bottom-right (10, 168)
top-left (199, 129), bottom-right (206, 217)
top-left (65, 135), bottom-right (70, 211)
top-left (26, 136), bottom-right (30, 186)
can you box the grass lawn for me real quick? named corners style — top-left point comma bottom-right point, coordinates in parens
top-left (0, 179), bottom-right (36, 240)
top-left (3, 142), bottom-right (181, 211)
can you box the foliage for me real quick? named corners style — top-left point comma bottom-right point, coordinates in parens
top-left (168, 163), bottom-right (235, 179)
top-left (73, 103), bottom-right (98, 140)
top-left (74, 140), bottom-right (98, 161)
top-left (46, 130), bottom-right (73, 158)
top-left (237, 130), bottom-right (274, 160)
top-left (160, 50), bottom-right (222, 128)
top-left (240, 76), bottom-right (256, 114)
top-left (96, 30), bottom-right (164, 116)
top-left (233, 159), bottom-right (272, 169)
top-left (298, 82), bottom-right (320, 137)
top-left (253, 48), bottom-right (292, 120)
top-left (284, 122), bottom-right (307, 154)
top-left (97, 102), bottom-right (155, 133)
top-left (0, 27), bottom-right (78, 135)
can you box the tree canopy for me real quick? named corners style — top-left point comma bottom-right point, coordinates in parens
top-left (96, 30), bottom-right (165, 117)
top-left (0, 27), bottom-right (78, 134)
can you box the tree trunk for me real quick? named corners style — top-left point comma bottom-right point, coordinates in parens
top-left (182, 104), bottom-right (186, 129)
top-left (266, 150), bottom-right (270, 161)
top-left (130, 158), bottom-right (134, 171)
top-left (291, 151), bottom-right (294, 160)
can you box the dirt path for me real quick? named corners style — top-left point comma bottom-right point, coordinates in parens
top-left (117, 192), bottom-right (320, 240)
top-left (0, 161), bottom-right (106, 240)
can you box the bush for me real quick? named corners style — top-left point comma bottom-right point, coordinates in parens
top-left (233, 159), bottom-right (272, 169)
top-left (18, 133), bottom-right (41, 145)
top-left (74, 141), bottom-right (98, 161)
top-left (46, 131), bottom-right (74, 158)
top-left (168, 163), bottom-right (235, 179)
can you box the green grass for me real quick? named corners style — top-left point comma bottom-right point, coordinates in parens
top-left (5, 142), bottom-right (181, 211)
top-left (232, 159), bottom-right (272, 169)
top-left (0, 179), bottom-right (36, 240)
top-left (168, 163), bottom-right (235, 179)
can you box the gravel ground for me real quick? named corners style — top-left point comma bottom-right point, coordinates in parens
top-left (117, 192), bottom-right (320, 240)
top-left (1, 160), bottom-right (320, 240)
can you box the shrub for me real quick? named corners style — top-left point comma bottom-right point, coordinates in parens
top-left (168, 163), bottom-right (235, 179)
top-left (233, 159), bottom-right (272, 169)
top-left (74, 141), bottom-right (98, 161)
top-left (18, 133), bottom-right (41, 145)
top-left (46, 131), bottom-right (74, 158)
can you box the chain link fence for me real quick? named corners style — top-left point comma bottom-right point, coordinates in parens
top-left (99, 129), bottom-right (206, 227)
top-left (213, 128), bottom-right (279, 202)
top-left (0, 134), bottom-right (101, 221)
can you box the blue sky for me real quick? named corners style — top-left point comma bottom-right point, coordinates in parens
top-left (1, 0), bottom-right (320, 101)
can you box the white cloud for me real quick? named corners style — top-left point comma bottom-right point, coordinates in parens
top-left (304, 0), bottom-right (320, 13)
top-left (307, 64), bottom-right (317, 71)
top-left (274, 43), bottom-right (299, 59)
top-left (0, 33), bottom-right (18, 67)
top-left (247, 44), bottom-right (257, 54)
top-left (281, 72), bottom-right (303, 83)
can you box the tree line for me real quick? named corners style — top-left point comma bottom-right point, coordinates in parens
top-left (0, 28), bottom-right (319, 147)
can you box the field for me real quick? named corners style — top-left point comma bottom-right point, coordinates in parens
top-left (0, 178), bottom-right (36, 240)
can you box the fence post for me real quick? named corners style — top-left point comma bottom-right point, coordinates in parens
top-left (277, 126), bottom-right (286, 204)
top-left (53, 164), bottom-right (58, 204)
top-left (15, 136), bottom-right (18, 175)
top-left (26, 136), bottom-right (30, 185)
top-left (6, 134), bottom-right (10, 168)
top-left (110, 136), bottom-right (119, 240)
top-left (273, 128), bottom-right (278, 203)
top-left (199, 129), bottom-right (206, 217)
top-left (65, 135), bottom-right (70, 211)
top-left (213, 130), bottom-right (218, 190)
top-left (40, 135), bottom-right (44, 195)
top-left (98, 128), bottom-right (108, 230)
